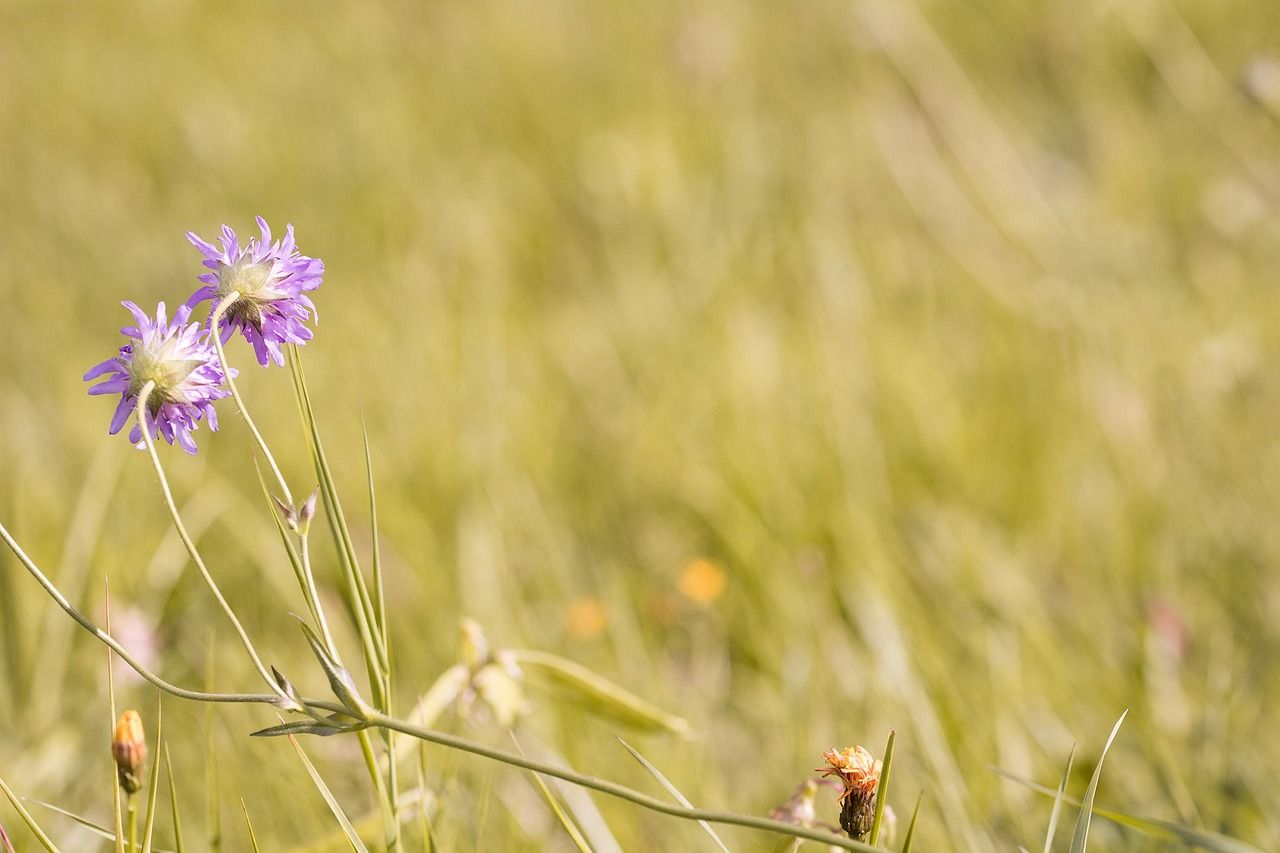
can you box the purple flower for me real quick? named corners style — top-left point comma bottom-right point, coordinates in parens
top-left (84, 301), bottom-right (232, 455)
top-left (185, 217), bottom-right (324, 366)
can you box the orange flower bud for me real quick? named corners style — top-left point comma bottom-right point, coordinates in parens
top-left (112, 710), bottom-right (147, 795)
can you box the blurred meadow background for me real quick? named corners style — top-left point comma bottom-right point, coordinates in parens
top-left (3, 0), bottom-right (1280, 849)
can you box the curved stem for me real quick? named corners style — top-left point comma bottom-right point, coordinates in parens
top-left (367, 712), bottom-right (876, 852)
top-left (5, 519), bottom-right (867, 851)
top-left (210, 291), bottom-right (293, 506)
top-left (0, 517), bottom-right (287, 706)
top-left (135, 383), bottom-right (282, 700)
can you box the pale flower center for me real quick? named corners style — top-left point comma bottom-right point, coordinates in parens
top-left (127, 337), bottom-right (203, 408)
top-left (216, 257), bottom-right (282, 329)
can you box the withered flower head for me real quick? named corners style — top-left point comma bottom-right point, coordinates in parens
top-left (817, 745), bottom-right (882, 839)
top-left (112, 710), bottom-right (147, 795)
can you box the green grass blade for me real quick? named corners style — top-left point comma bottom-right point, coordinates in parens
top-left (242, 800), bottom-right (262, 853)
top-left (0, 773), bottom-right (58, 852)
top-left (286, 733), bottom-right (371, 853)
top-left (24, 801), bottom-right (175, 853)
top-left (990, 766), bottom-right (1262, 853)
top-left (617, 738), bottom-right (727, 852)
top-left (104, 582), bottom-right (125, 853)
top-left (204, 636), bottom-right (221, 853)
top-left (1068, 710), bottom-right (1126, 853)
top-left (362, 425), bottom-right (388, 658)
top-left (510, 735), bottom-right (592, 853)
top-left (140, 700), bottom-right (164, 853)
top-left (869, 729), bottom-right (895, 846)
top-left (289, 348), bottom-right (388, 708)
top-left (1043, 744), bottom-right (1076, 853)
top-left (900, 792), bottom-right (922, 853)
top-left (417, 742), bottom-right (437, 853)
top-left (164, 745), bottom-right (185, 853)
top-left (27, 802), bottom-right (161, 853)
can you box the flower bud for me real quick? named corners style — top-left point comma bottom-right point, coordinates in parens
top-left (297, 487), bottom-right (319, 536)
top-left (112, 710), bottom-right (147, 795)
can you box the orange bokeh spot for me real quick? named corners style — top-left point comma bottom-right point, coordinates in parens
top-left (565, 596), bottom-right (607, 640)
top-left (678, 558), bottom-right (727, 605)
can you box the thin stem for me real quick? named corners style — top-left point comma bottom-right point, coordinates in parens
top-left (106, 585), bottom-right (125, 853)
top-left (298, 534), bottom-right (340, 663)
top-left (135, 383), bottom-right (282, 700)
top-left (6, 520), bottom-right (869, 852)
top-left (126, 796), bottom-right (138, 853)
top-left (367, 713), bottom-right (877, 852)
top-left (356, 731), bottom-right (400, 851)
top-left (209, 291), bottom-right (293, 506)
top-left (0, 518), bottom-right (294, 706)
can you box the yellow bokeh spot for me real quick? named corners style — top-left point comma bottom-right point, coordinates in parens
top-left (678, 558), bottom-right (727, 605)
top-left (565, 596), bottom-right (607, 640)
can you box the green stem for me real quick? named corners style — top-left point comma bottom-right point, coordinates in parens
top-left (126, 796), bottom-right (138, 853)
top-left (0, 518), bottom-right (291, 707)
top-left (367, 712), bottom-right (877, 852)
top-left (298, 534), bottom-right (340, 661)
top-left (135, 383), bottom-right (283, 701)
top-left (209, 291), bottom-right (293, 506)
top-left (356, 731), bottom-right (400, 851)
top-left (5, 521), bottom-right (871, 852)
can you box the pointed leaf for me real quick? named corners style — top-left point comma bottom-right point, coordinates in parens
top-left (990, 765), bottom-right (1262, 853)
top-left (298, 620), bottom-right (373, 720)
top-left (901, 793), bottom-right (922, 853)
top-left (164, 745), bottom-right (185, 853)
top-left (1043, 744), bottom-right (1076, 853)
top-left (510, 650), bottom-right (691, 736)
top-left (1069, 710), bottom-right (1126, 853)
top-left (363, 427), bottom-right (388, 663)
top-left (285, 733), bottom-right (370, 853)
top-left (618, 738), bottom-right (728, 852)
top-left (242, 801), bottom-right (262, 853)
top-left (24, 800), bottom-right (176, 853)
top-left (510, 735), bottom-right (592, 853)
top-left (869, 729), bottom-right (895, 846)
top-left (251, 716), bottom-right (361, 738)
top-left (0, 773), bottom-right (58, 852)
top-left (141, 701), bottom-right (164, 853)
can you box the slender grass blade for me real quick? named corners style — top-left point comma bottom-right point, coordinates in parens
top-left (242, 801), bottom-right (262, 853)
top-left (869, 729), bottom-right (895, 846)
top-left (617, 738), bottom-right (727, 852)
top-left (0, 773), bottom-right (58, 852)
top-left (1043, 744), bottom-right (1076, 853)
top-left (140, 700), bottom-right (164, 853)
top-left (164, 745), bottom-right (185, 853)
top-left (286, 733), bottom-right (371, 853)
top-left (989, 765), bottom-right (1262, 853)
top-left (1068, 710), bottom-right (1126, 853)
top-left (900, 793), bottom-right (922, 853)
top-left (25, 801), bottom-right (174, 853)
top-left (510, 735), bottom-right (593, 853)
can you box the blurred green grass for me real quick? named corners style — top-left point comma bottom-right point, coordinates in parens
top-left (3, 0), bottom-right (1280, 849)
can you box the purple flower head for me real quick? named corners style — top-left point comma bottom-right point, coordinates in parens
top-left (186, 217), bottom-right (324, 366)
top-left (84, 301), bottom-right (233, 455)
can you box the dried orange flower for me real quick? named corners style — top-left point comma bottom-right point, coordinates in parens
top-left (817, 745), bottom-right (881, 839)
